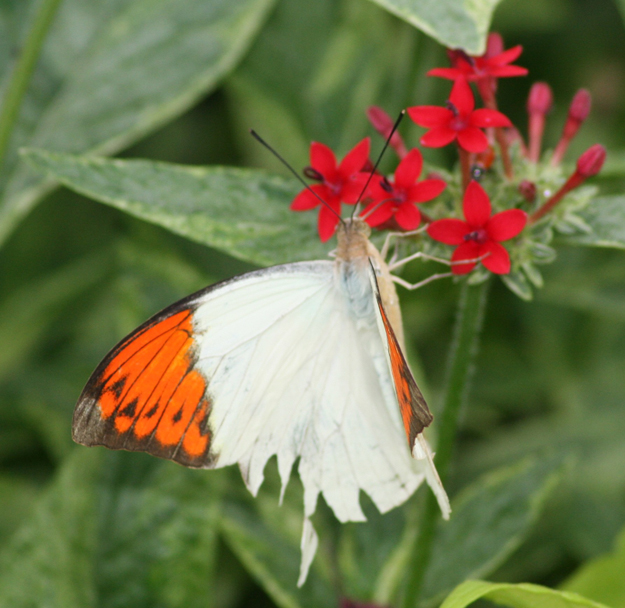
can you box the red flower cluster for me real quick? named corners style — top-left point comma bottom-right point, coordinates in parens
top-left (288, 30), bottom-right (605, 282)
top-left (292, 142), bottom-right (446, 240)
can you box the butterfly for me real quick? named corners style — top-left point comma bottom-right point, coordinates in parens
top-left (73, 215), bottom-right (450, 585)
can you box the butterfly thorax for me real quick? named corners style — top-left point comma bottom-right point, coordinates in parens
top-left (335, 218), bottom-right (405, 348)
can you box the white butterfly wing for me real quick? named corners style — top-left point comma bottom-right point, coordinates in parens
top-left (191, 261), bottom-right (426, 503)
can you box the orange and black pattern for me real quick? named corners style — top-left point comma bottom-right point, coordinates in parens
top-left (73, 308), bottom-right (214, 468)
top-left (375, 293), bottom-right (433, 448)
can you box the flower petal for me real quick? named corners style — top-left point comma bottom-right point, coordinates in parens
top-left (407, 179), bottom-right (447, 202)
top-left (407, 106), bottom-right (453, 128)
top-left (471, 108), bottom-right (512, 128)
top-left (427, 67), bottom-right (464, 80)
top-left (489, 65), bottom-right (528, 78)
top-left (463, 181), bottom-right (492, 227)
top-left (310, 142), bottom-right (337, 179)
top-left (362, 201), bottom-right (394, 227)
top-left (486, 209), bottom-right (527, 241)
top-left (451, 241), bottom-right (481, 274)
top-left (427, 218), bottom-right (470, 245)
top-left (488, 45), bottom-right (523, 66)
top-left (338, 138), bottom-right (370, 177)
top-left (290, 184), bottom-right (325, 210)
top-left (394, 148), bottom-right (423, 188)
top-left (420, 127), bottom-right (457, 148)
top-left (317, 200), bottom-right (341, 242)
top-left (481, 241), bottom-right (511, 274)
top-left (341, 173), bottom-right (370, 203)
top-left (449, 78), bottom-right (474, 115)
top-left (457, 127), bottom-right (489, 153)
top-left (395, 203), bottom-right (421, 230)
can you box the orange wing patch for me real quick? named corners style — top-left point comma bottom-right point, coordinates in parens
top-left (73, 308), bottom-right (213, 468)
top-left (376, 294), bottom-right (433, 448)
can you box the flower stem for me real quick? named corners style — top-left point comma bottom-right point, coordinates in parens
top-left (458, 146), bottom-right (471, 192)
top-left (0, 0), bottom-right (63, 172)
top-left (400, 278), bottom-right (489, 608)
top-left (495, 127), bottom-right (514, 179)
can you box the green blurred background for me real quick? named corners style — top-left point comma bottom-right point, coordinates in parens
top-left (0, 0), bottom-right (624, 606)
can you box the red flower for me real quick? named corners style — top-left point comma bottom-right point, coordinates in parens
top-left (407, 79), bottom-right (511, 153)
top-left (427, 181), bottom-right (527, 275)
top-left (291, 138), bottom-right (370, 241)
top-left (428, 38), bottom-right (527, 82)
top-left (361, 149), bottom-right (446, 230)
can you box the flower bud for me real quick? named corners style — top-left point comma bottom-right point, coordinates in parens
top-left (485, 32), bottom-right (504, 58)
top-left (569, 89), bottom-right (592, 123)
top-left (562, 89), bottom-right (592, 139)
top-left (518, 179), bottom-right (537, 203)
top-left (551, 89), bottom-right (593, 165)
top-left (527, 82), bottom-right (553, 162)
top-left (529, 144), bottom-right (606, 224)
top-left (576, 143), bottom-right (606, 177)
top-left (527, 82), bottom-right (553, 116)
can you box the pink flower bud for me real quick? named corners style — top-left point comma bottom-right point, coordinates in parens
top-left (527, 82), bottom-right (553, 116)
top-left (569, 89), bottom-right (592, 123)
top-left (576, 144), bottom-right (606, 177)
top-left (527, 83), bottom-right (553, 162)
top-left (530, 144), bottom-right (606, 224)
top-left (552, 90), bottom-right (593, 165)
top-left (486, 32), bottom-right (504, 58)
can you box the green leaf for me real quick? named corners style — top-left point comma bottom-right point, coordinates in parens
top-left (365, 0), bottom-right (503, 54)
top-left (440, 580), bottom-right (611, 608)
top-left (561, 526), bottom-right (625, 608)
top-left (219, 463), bottom-right (337, 608)
top-left (0, 0), bottom-right (275, 246)
top-left (227, 0), bottom-right (421, 172)
top-left (616, 0), bottom-right (625, 29)
top-left (22, 149), bottom-right (329, 266)
top-left (334, 457), bottom-right (562, 606)
top-left (0, 475), bottom-right (41, 545)
top-left (0, 252), bottom-right (109, 383)
top-left (0, 449), bottom-right (222, 608)
top-left (558, 196), bottom-right (625, 249)
top-left (420, 456), bottom-right (563, 604)
top-left (337, 495), bottom-right (407, 603)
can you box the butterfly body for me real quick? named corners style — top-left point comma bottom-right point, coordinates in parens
top-left (73, 217), bottom-right (448, 585)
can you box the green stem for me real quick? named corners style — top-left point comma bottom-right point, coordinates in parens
top-left (401, 278), bottom-right (490, 608)
top-left (0, 0), bottom-right (63, 171)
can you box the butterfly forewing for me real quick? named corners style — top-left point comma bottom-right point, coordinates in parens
top-left (369, 270), bottom-right (433, 449)
top-left (73, 305), bottom-right (214, 467)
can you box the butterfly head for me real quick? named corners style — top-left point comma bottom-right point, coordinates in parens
top-left (336, 217), bottom-right (372, 262)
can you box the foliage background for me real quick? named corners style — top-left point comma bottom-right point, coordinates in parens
top-left (0, 0), bottom-right (624, 606)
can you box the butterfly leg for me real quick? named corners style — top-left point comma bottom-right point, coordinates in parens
top-left (381, 226), bottom-right (429, 261)
top-left (390, 250), bottom-right (491, 272)
top-left (391, 272), bottom-right (453, 291)
top-left (388, 250), bottom-right (452, 271)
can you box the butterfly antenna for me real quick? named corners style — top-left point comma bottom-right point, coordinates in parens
top-left (352, 109), bottom-right (405, 219)
top-left (250, 129), bottom-right (344, 225)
